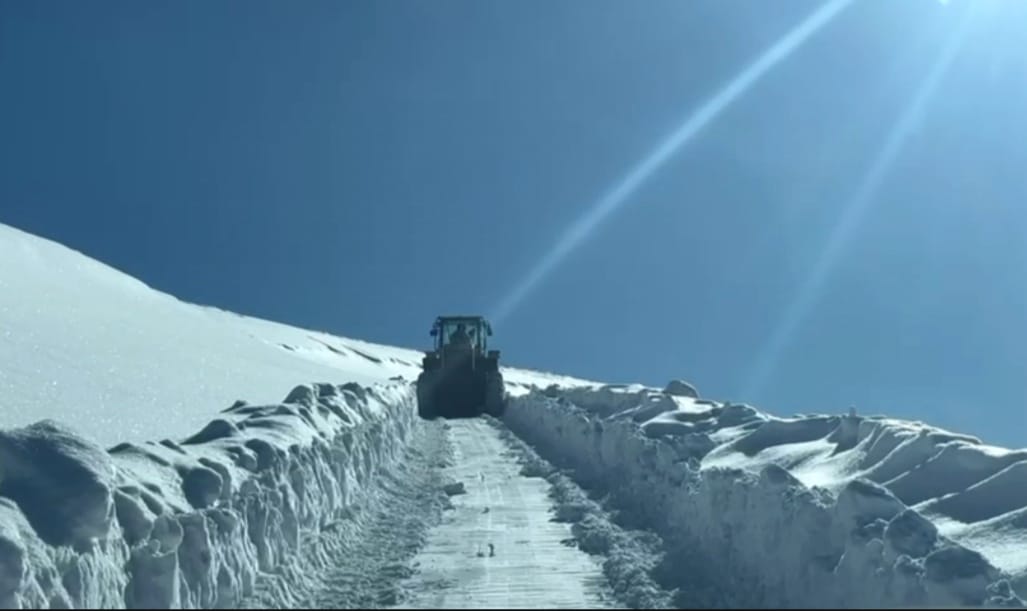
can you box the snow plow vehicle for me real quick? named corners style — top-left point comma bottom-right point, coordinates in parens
top-left (416, 315), bottom-right (505, 419)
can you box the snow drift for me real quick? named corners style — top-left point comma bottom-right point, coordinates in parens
top-left (0, 380), bottom-right (417, 608)
top-left (503, 384), bottom-right (1027, 607)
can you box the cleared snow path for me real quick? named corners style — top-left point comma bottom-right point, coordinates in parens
top-left (239, 418), bottom-right (454, 609)
top-left (393, 419), bottom-right (616, 609)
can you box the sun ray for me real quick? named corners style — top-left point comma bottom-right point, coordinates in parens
top-left (742, 5), bottom-right (978, 399)
top-left (489, 0), bottom-right (856, 324)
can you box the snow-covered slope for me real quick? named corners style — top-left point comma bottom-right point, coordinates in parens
top-left (503, 383), bottom-right (1027, 606)
top-left (0, 223), bottom-right (592, 447)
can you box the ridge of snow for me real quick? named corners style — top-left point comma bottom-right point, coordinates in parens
top-left (0, 380), bottom-right (416, 608)
top-left (503, 383), bottom-right (1027, 606)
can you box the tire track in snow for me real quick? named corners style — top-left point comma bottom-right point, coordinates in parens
top-left (491, 421), bottom-right (681, 609)
top-left (392, 419), bottom-right (617, 609)
top-left (310, 421), bottom-right (455, 609)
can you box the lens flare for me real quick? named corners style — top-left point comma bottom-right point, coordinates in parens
top-left (490, 0), bottom-right (855, 324)
top-left (742, 7), bottom-right (978, 398)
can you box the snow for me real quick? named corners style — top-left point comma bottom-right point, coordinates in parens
top-left (0, 381), bottom-right (426, 608)
top-left (395, 419), bottom-right (613, 609)
top-left (0, 222), bottom-right (591, 447)
top-left (502, 384), bottom-right (1027, 606)
top-left (3, 220), bottom-right (1026, 607)
top-left (0, 419), bottom-right (118, 549)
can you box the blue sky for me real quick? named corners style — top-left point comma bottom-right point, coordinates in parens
top-left (1, 0), bottom-right (1024, 447)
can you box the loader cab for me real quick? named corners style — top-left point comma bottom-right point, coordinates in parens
top-left (430, 316), bottom-right (492, 354)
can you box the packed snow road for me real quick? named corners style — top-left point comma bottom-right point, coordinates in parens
top-left (393, 419), bottom-right (617, 609)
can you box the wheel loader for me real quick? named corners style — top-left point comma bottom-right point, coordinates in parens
top-left (416, 315), bottom-right (506, 419)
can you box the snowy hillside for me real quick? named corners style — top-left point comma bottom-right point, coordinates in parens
top-left (1, 221), bottom-right (1025, 608)
top-left (0, 223), bottom-right (591, 446)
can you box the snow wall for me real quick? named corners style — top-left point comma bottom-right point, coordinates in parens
top-left (0, 381), bottom-right (416, 608)
top-left (503, 385), bottom-right (1025, 608)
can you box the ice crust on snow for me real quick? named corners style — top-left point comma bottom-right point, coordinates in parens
top-left (504, 383), bottom-right (1027, 607)
top-left (0, 381), bottom-right (417, 608)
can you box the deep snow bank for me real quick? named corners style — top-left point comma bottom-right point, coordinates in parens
top-left (0, 380), bottom-right (416, 608)
top-left (504, 385), bottom-right (1025, 608)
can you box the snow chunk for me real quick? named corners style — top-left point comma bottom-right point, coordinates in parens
top-left (663, 379), bottom-right (699, 398)
top-left (112, 488), bottom-right (153, 540)
top-left (836, 479), bottom-right (905, 528)
top-left (885, 509), bottom-right (939, 558)
top-left (442, 482), bottom-right (467, 497)
top-left (182, 419), bottom-right (242, 446)
top-left (179, 464), bottom-right (224, 509)
top-left (717, 402), bottom-right (763, 427)
top-left (0, 420), bottom-right (116, 548)
top-left (925, 546), bottom-right (1002, 603)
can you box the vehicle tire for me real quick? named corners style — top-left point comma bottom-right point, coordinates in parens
top-left (484, 373), bottom-right (505, 418)
top-left (416, 373), bottom-right (436, 420)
